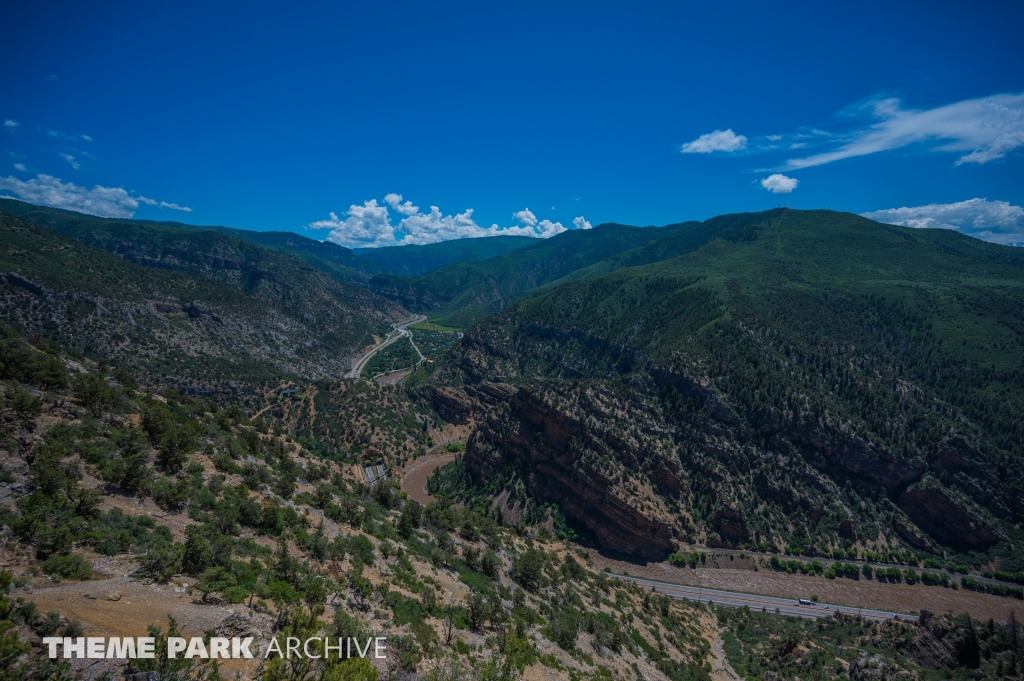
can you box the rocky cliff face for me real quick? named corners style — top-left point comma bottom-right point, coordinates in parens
top-left (463, 386), bottom-right (679, 559)
top-left (897, 485), bottom-right (1000, 552)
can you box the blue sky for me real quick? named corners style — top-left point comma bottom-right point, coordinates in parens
top-left (2, 0), bottom-right (1023, 246)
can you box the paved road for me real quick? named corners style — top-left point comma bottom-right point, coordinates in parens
top-left (609, 573), bottom-right (918, 622)
top-left (347, 314), bottom-right (427, 379)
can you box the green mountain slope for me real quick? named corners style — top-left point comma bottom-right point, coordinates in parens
top-left (353, 235), bottom-right (539, 276)
top-left (368, 223), bottom-right (682, 327)
top-left (0, 210), bottom-right (406, 388)
top-left (368, 212), bottom-right (795, 328)
top-left (424, 209), bottom-right (1024, 566)
top-left (0, 199), bottom-right (388, 283)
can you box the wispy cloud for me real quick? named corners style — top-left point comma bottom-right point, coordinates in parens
top-left (13, 163), bottom-right (26, 172)
top-left (60, 153), bottom-right (80, 170)
top-left (863, 198), bottom-right (1024, 246)
top-left (41, 127), bottom-right (92, 143)
top-left (785, 93), bottom-right (1024, 169)
top-left (137, 195), bottom-right (192, 212)
top-left (45, 74), bottom-right (58, 81)
top-left (308, 195), bottom-right (587, 248)
top-left (687, 93), bottom-right (1024, 171)
top-left (681, 129), bottom-right (747, 154)
top-left (0, 174), bottom-right (191, 219)
top-left (3, 120), bottom-right (18, 131)
top-left (158, 201), bottom-right (191, 212)
top-left (761, 173), bottom-right (798, 193)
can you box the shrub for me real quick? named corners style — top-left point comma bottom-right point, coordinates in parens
top-left (43, 553), bottom-right (93, 580)
top-left (667, 552), bottom-right (688, 567)
top-left (546, 605), bottom-right (581, 650)
top-left (73, 372), bottom-right (121, 417)
top-left (510, 548), bottom-right (546, 592)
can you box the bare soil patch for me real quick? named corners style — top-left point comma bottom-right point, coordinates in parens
top-left (375, 369), bottom-right (412, 385)
top-left (588, 551), bottom-right (1020, 622)
top-left (24, 576), bottom-right (262, 678)
top-left (400, 452), bottom-right (456, 505)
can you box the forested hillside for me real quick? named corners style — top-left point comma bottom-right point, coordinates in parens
top-left (353, 236), bottom-right (539, 276)
top-left (0, 210), bottom-right (406, 390)
top-left (366, 223), bottom-right (685, 327)
top-left (422, 209), bottom-right (1024, 571)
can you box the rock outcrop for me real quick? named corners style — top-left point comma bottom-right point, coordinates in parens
top-left (712, 506), bottom-right (750, 543)
top-left (464, 386), bottom-right (677, 560)
top-left (896, 486), bottom-right (999, 552)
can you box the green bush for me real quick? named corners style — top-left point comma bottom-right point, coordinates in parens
top-left (42, 553), bottom-right (93, 580)
top-left (667, 552), bottom-right (688, 567)
top-left (510, 548), bottom-right (546, 591)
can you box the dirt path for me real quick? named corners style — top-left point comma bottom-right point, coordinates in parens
top-left (400, 452), bottom-right (456, 504)
top-left (588, 552), bottom-right (1020, 622)
top-left (709, 635), bottom-right (741, 681)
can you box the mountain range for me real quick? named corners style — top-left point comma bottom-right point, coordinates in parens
top-left (2, 200), bottom-right (1022, 570)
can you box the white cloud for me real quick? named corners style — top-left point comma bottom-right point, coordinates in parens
top-left (532, 220), bottom-right (566, 238)
top-left (159, 201), bottom-right (191, 212)
top-left (863, 198), bottom-right (1024, 246)
top-left (761, 173), bottom-right (799, 194)
top-left (513, 208), bottom-right (537, 226)
top-left (81, 134), bottom-right (93, 142)
top-left (384, 192), bottom-right (419, 216)
top-left (0, 173), bottom-right (190, 218)
top-left (681, 129), bottom-right (747, 154)
top-left (60, 153), bottom-right (80, 170)
top-left (399, 207), bottom-right (491, 243)
top-left (307, 200), bottom-right (396, 248)
top-left (308, 195), bottom-right (592, 248)
top-left (3, 120), bottom-right (18, 130)
top-left (784, 93), bottom-right (1024, 169)
top-left (13, 163), bottom-right (26, 172)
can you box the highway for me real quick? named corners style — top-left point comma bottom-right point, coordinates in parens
top-left (608, 572), bottom-right (919, 622)
top-left (347, 314), bottom-right (427, 379)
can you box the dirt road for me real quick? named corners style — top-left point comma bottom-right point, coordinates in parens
top-left (400, 451), bottom-right (456, 504)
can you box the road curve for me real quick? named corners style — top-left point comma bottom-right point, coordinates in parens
top-left (347, 314), bottom-right (427, 379)
top-left (608, 573), bottom-right (918, 622)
